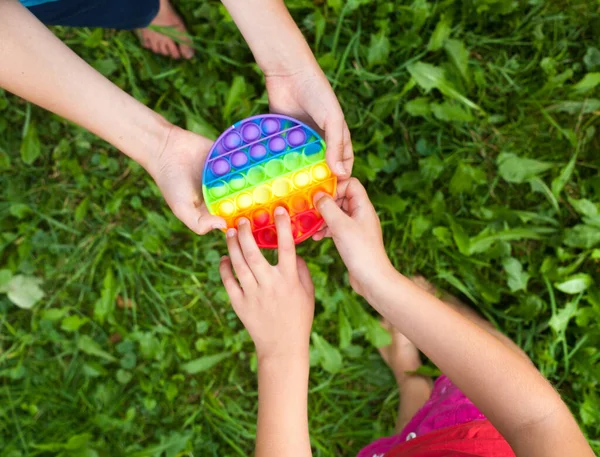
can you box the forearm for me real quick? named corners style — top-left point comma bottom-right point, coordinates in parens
top-left (220, 0), bottom-right (315, 75)
top-left (0, 0), bottom-right (170, 172)
top-left (256, 354), bottom-right (312, 457)
top-left (366, 268), bottom-right (591, 455)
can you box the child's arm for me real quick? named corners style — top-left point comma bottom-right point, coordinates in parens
top-left (0, 0), bottom-right (225, 234)
top-left (219, 208), bottom-right (314, 457)
top-left (220, 0), bottom-right (353, 178)
top-left (315, 179), bottom-right (594, 457)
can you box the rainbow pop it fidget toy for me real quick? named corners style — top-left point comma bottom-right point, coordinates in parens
top-left (202, 114), bottom-right (336, 248)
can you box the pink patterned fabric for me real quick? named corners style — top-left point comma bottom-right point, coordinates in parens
top-left (357, 376), bottom-right (486, 457)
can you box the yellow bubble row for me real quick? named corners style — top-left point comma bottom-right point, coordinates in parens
top-left (216, 175), bottom-right (336, 221)
top-left (214, 163), bottom-right (332, 218)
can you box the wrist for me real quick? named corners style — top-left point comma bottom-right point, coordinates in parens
top-left (257, 349), bottom-right (310, 368)
top-left (223, 0), bottom-right (317, 76)
top-left (259, 39), bottom-right (316, 77)
top-left (362, 262), bottom-right (402, 305)
top-left (119, 108), bottom-right (174, 174)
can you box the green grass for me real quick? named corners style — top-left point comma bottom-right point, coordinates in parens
top-left (1, 0), bottom-right (600, 455)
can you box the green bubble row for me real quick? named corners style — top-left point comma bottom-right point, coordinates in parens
top-left (205, 148), bottom-right (326, 203)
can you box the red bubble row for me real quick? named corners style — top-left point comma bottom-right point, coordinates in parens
top-left (251, 209), bottom-right (322, 248)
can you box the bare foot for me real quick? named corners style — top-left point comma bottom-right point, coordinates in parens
top-left (138, 0), bottom-right (194, 59)
top-left (378, 320), bottom-right (430, 385)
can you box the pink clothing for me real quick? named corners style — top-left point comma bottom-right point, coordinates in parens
top-left (357, 376), bottom-right (486, 457)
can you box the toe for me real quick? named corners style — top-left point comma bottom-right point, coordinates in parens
top-left (149, 37), bottom-right (162, 55)
top-left (179, 42), bottom-right (195, 59)
top-left (172, 20), bottom-right (195, 59)
top-left (159, 40), bottom-right (171, 56)
top-left (165, 39), bottom-right (181, 59)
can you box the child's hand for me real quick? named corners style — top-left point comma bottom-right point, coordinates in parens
top-left (266, 63), bottom-right (353, 178)
top-left (219, 207), bottom-right (315, 360)
top-left (149, 126), bottom-right (227, 235)
top-left (314, 178), bottom-right (393, 297)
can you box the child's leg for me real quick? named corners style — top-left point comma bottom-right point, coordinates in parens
top-left (26, 0), bottom-right (194, 59)
top-left (379, 275), bottom-right (532, 434)
top-left (378, 321), bottom-right (433, 433)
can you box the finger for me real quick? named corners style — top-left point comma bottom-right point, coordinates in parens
top-left (274, 206), bottom-right (297, 274)
top-left (226, 228), bottom-right (257, 290)
top-left (312, 226), bottom-right (332, 241)
top-left (314, 192), bottom-right (350, 236)
top-left (219, 256), bottom-right (244, 304)
top-left (296, 256), bottom-right (314, 296)
top-left (344, 177), bottom-right (375, 219)
top-left (173, 204), bottom-right (226, 235)
top-left (237, 218), bottom-right (272, 283)
top-left (323, 114), bottom-right (348, 178)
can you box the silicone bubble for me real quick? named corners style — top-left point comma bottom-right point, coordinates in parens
top-left (229, 174), bottom-right (246, 191)
top-left (223, 132), bottom-right (242, 150)
top-left (202, 114), bottom-right (336, 248)
top-left (290, 195), bottom-right (309, 213)
top-left (231, 151), bottom-right (249, 168)
top-left (241, 123), bottom-right (261, 142)
top-left (268, 136), bottom-right (286, 153)
top-left (283, 152), bottom-right (302, 170)
top-left (253, 209), bottom-right (271, 227)
top-left (250, 143), bottom-right (267, 161)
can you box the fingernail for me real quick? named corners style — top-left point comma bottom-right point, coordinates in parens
top-left (212, 222), bottom-right (226, 230)
top-left (274, 206), bottom-right (286, 216)
top-left (220, 255), bottom-right (228, 262)
top-left (313, 192), bottom-right (327, 206)
top-left (238, 218), bottom-right (248, 226)
top-left (335, 162), bottom-right (346, 176)
top-left (226, 228), bottom-right (236, 238)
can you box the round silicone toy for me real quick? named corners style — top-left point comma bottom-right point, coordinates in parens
top-left (202, 114), bottom-right (337, 248)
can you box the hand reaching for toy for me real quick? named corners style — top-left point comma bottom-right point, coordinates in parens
top-left (266, 62), bottom-right (353, 179)
top-left (147, 126), bottom-right (227, 235)
top-left (313, 178), bottom-right (393, 297)
top-left (219, 207), bottom-right (315, 360)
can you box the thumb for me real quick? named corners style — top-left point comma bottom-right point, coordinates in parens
top-left (314, 192), bottom-right (349, 235)
top-left (324, 115), bottom-right (349, 177)
top-left (173, 204), bottom-right (227, 235)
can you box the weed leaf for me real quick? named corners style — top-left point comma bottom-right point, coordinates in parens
top-left (555, 274), bottom-right (594, 294)
top-left (181, 352), bottom-right (231, 374)
top-left (311, 332), bottom-right (343, 374)
top-left (21, 122), bottom-right (41, 165)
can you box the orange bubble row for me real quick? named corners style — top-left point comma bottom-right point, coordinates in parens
top-left (221, 177), bottom-right (336, 231)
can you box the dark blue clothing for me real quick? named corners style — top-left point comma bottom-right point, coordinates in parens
top-left (23, 0), bottom-right (159, 30)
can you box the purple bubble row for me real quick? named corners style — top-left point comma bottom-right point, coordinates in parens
top-left (212, 123), bottom-right (310, 161)
top-left (221, 117), bottom-right (282, 151)
top-left (208, 132), bottom-right (314, 179)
